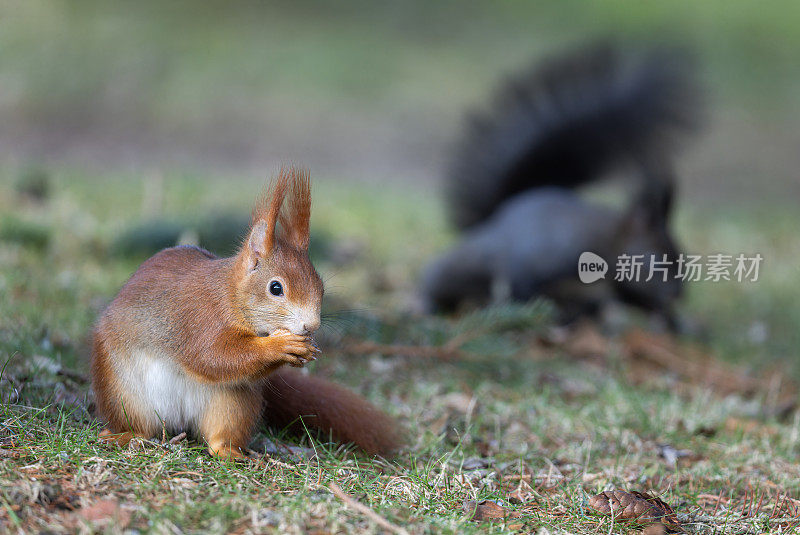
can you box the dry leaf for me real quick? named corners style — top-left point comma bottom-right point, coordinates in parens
top-left (464, 500), bottom-right (520, 522)
top-left (441, 392), bottom-right (475, 415)
top-left (724, 417), bottom-right (778, 437)
top-left (642, 523), bottom-right (668, 535)
top-left (589, 490), bottom-right (680, 530)
top-left (78, 498), bottom-right (132, 528)
top-left (564, 322), bottom-right (610, 359)
top-left (507, 489), bottom-right (526, 504)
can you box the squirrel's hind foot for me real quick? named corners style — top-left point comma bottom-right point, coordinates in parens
top-left (207, 443), bottom-right (249, 461)
top-left (98, 428), bottom-right (151, 448)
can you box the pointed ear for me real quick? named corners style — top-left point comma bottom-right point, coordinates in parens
top-left (628, 180), bottom-right (675, 231)
top-left (243, 220), bottom-right (269, 271)
top-left (247, 169), bottom-right (291, 265)
top-left (277, 166), bottom-right (311, 249)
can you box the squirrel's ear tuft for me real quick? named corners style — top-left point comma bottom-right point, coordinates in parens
top-left (277, 166), bottom-right (312, 250)
top-left (247, 165), bottom-right (310, 258)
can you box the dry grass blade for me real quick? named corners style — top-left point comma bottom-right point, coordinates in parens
top-left (328, 482), bottom-right (410, 535)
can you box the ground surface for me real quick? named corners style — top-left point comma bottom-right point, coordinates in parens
top-left (1, 174), bottom-right (800, 534)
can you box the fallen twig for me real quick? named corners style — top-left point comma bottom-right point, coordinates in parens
top-left (624, 330), bottom-right (796, 401)
top-left (328, 482), bottom-right (410, 535)
top-left (168, 432), bottom-right (187, 445)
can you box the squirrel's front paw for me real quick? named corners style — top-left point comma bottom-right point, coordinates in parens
top-left (267, 329), bottom-right (320, 367)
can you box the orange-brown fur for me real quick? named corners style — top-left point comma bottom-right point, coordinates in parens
top-left (263, 370), bottom-right (402, 456)
top-left (91, 167), bottom-right (402, 458)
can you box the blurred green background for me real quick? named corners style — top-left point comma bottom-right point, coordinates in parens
top-left (1, 0), bottom-right (799, 373)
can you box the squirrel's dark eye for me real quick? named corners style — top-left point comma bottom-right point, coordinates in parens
top-left (269, 280), bottom-right (284, 296)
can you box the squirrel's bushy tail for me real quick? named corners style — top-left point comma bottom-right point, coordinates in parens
top-left (262, 370), bottom-right (403, 456)
top-left (448, 42), bottom-right (700, 230)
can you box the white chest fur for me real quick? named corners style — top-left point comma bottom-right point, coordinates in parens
top-left (115, 350), bottom-right (216, 433)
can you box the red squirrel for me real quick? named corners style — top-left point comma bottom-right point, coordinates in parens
top-left (91, 167), bottom-right (401, 459)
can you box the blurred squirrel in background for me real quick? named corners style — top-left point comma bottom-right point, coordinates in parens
top-left (422, 43), bottom-right (701, 328)
top-left (92, 168), bottom-right (401, 459)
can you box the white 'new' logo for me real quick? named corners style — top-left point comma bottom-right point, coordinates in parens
top-left (578, 252), bottom-right (608, 283)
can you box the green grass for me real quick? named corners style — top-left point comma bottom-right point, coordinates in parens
top-left (2, 170), bottom-right (800, 533)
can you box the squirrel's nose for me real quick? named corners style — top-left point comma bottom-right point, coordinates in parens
top-left (303, 319), bottom-right (320, 334)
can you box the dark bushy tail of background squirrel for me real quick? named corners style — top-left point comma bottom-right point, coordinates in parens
top-left (424, 42), bottom-right (701, 321)
top-left (447, 42), bottom-right (700, 231)
top-left (262, 370), bottom-right (402, 456)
